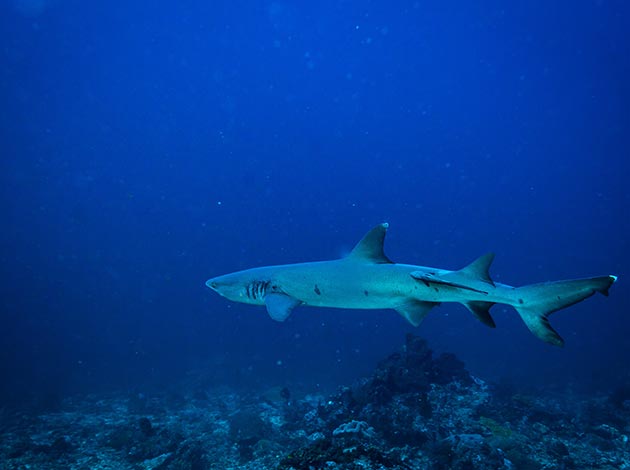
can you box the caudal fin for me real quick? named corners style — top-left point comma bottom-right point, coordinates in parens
top-left (514, 275), bottom-right (617, 346)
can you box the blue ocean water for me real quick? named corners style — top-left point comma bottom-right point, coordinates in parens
top-left (1, 0), bottom-right (628, 410)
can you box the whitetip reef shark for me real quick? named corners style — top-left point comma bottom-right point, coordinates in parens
top-left (206, 223), bottom-right (617, 346)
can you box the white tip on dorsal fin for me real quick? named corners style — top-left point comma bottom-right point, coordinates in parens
top-left (347, 223), bottom-right (393, 264)
top-left (459, 252), bottom-right (495, 286)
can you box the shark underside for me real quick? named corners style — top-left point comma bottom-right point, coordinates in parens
top-left (206, 223), bottom-right (617, 346)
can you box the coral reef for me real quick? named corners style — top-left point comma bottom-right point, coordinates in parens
top-left (1, 334), bottom-right (629, 469)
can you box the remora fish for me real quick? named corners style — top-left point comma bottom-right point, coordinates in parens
top-left (206, 223), bottom-right (617, 346)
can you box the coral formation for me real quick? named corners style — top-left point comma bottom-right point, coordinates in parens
top-left (1, 334), bottom-right (629, 469)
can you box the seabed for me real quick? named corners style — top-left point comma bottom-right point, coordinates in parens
top-left (1, 335), bottom-right (629, 470)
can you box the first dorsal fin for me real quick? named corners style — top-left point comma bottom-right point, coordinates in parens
top-left (458, 252), bottom-right (495, 286)
top-left (347, 223), bottom-right (393, 264)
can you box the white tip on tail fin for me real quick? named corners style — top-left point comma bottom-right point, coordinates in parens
top-left (514, 275), bottom-right (617, 347)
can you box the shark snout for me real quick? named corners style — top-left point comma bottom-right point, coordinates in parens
top-left (206, 273), bottom-right (247, 302)
top-left (206, 274), bottom-right (234, 293)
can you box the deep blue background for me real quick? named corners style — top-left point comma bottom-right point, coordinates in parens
top-left (1, 0), bottom-right (628, 403)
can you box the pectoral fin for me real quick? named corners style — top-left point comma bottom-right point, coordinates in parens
top-left (395, 300), bottom-right (440, 327)
top-left (264, 293), bottom-right (301, 322)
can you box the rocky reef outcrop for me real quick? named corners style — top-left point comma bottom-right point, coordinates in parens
top-left (1, 334), bottom-right (629, 469)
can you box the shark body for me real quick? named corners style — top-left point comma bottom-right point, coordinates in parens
top-left (206, 223), bottom-right (617, 346)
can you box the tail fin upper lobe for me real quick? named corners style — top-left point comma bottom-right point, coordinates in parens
top-left (514, 275), bottom-right (617, 346)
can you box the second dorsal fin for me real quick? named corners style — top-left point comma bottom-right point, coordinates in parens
top-left (458, 252), bottom-right (495, 286)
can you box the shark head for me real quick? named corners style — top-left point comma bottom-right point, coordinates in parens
top-left (206, 268), bottom-right (273, 305)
